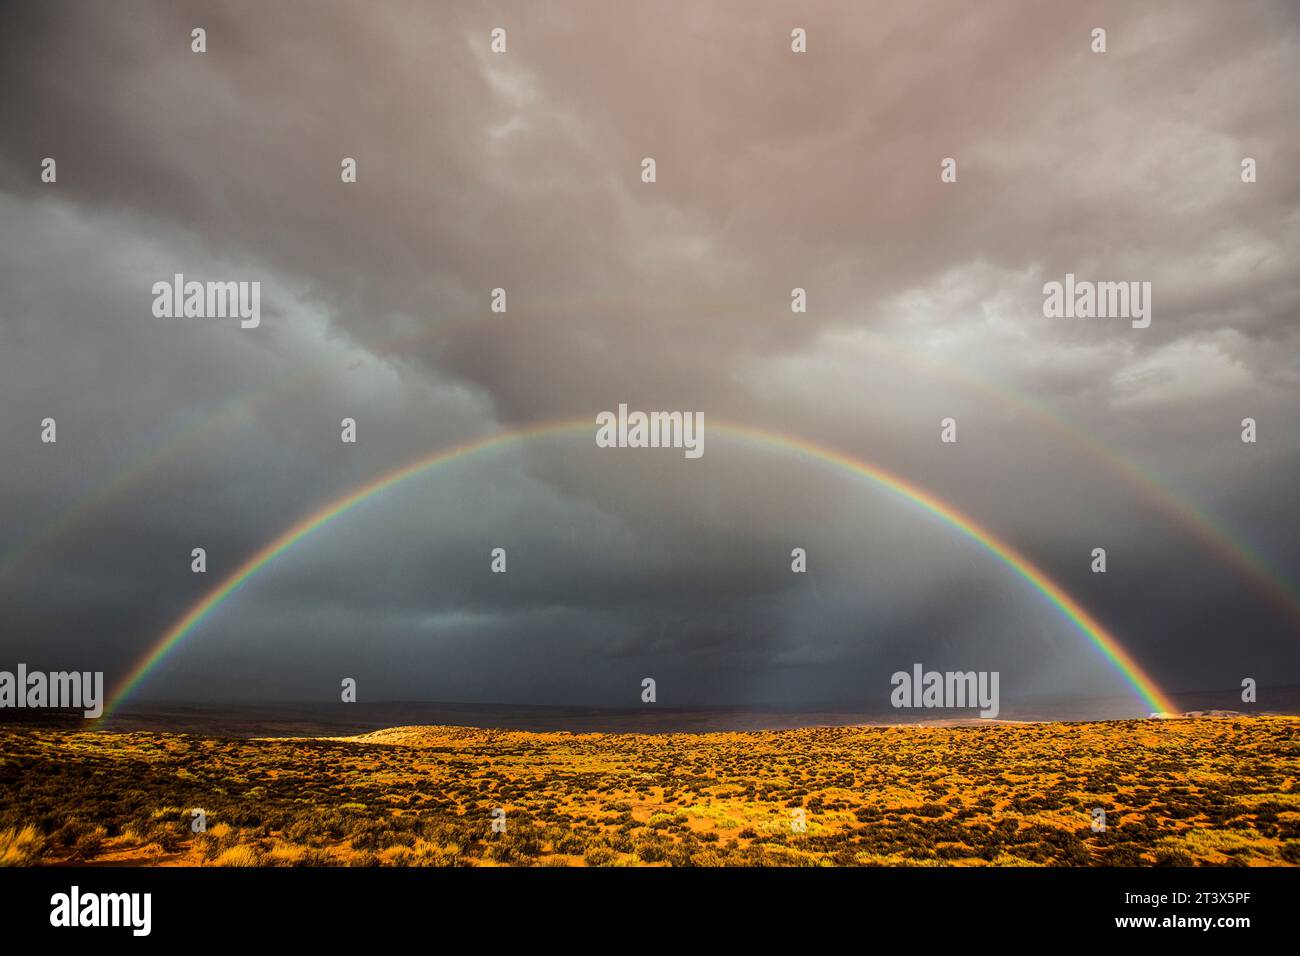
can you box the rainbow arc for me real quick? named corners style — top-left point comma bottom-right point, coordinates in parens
top-left (104, 418), bottom-right (1178, 719)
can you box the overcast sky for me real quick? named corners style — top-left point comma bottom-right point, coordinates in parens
top-left (1, 0), bottom-right (1297, 713)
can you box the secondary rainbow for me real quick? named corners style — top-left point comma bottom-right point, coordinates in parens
top-left (12, 320), bottom-right (1298, 642)
top-left (104, 418), bottom-right (1178, 718)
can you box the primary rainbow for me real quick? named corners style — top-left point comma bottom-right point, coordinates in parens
top-left (104, 417), bottom-right (1177, 718)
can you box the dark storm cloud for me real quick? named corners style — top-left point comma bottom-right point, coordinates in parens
top-left (1, 1), bottom-right (1297, 711)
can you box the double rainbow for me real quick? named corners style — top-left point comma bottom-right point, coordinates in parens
top-left (9, 315), bottom-right (1297, 639)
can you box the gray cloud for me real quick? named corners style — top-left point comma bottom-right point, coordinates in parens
top-left (1, 1), bottom-right (1298, 713)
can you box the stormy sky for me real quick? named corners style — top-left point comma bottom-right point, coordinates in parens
top-left (1, 0), bottom-right (1297, 714)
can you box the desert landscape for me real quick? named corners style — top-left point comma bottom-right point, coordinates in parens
top-left (3, 715), bottom-right (1297, 867)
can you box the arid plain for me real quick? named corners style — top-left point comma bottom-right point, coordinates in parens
top-left (3, 715), bottom-right (1298, 867)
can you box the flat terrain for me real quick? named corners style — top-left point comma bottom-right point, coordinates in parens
top-left (2, 716), bottom-right (1298, 866)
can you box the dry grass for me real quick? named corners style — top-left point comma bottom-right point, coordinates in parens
top-left (2, 716), bottom-right (1297, 867)
top-left (0, 824), bottom-right (44, 866)
top-left (211, 844), bottom-right (261, 867)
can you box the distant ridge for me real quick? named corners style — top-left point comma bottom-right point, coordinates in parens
top-left (58, 686), bottom-right (1300, 738)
